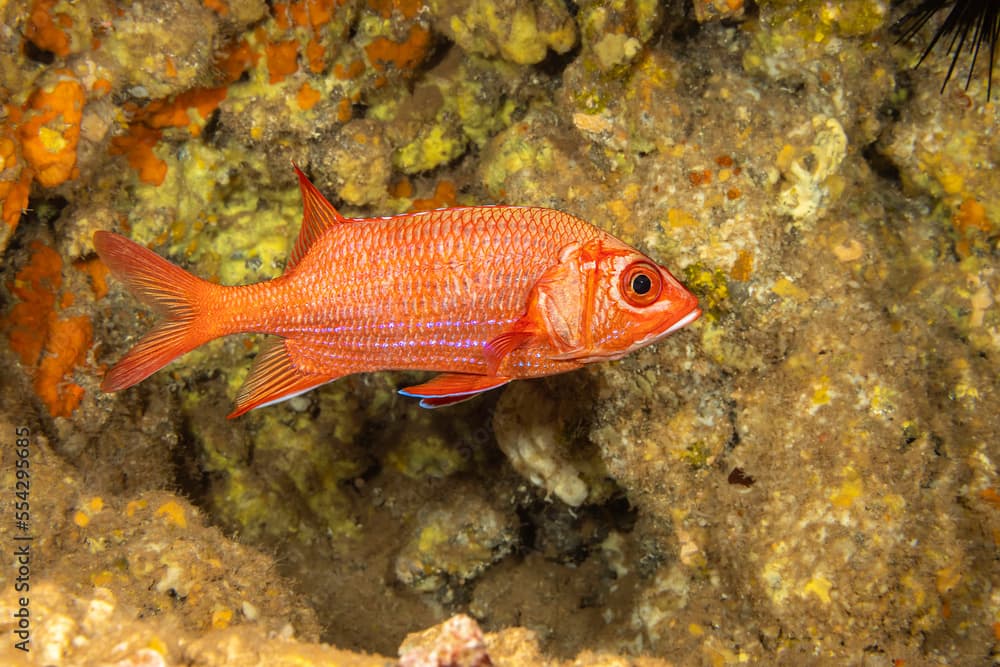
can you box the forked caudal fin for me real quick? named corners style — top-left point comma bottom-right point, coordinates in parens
top-left (93, 231), bottom-right (223, 392)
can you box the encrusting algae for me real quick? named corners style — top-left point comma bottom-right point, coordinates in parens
top-left (1, 0), bottom-right (999, 665)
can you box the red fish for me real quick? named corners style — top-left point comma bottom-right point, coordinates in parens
top-left (94, 167), bottom-right (700, 418)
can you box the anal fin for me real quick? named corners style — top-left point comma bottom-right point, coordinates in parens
top-left (399, 373), bottom-right (511, 409)
top-left (228, 337), bottom-right (339, 418)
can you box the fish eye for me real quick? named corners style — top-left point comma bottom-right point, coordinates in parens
top-left (632, 273), bottom-right (652, 295)
top-left (621, 261), bottom-right (661, 307)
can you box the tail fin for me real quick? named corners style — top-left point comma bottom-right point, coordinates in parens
top-left (93, 231), bottom-right (221, 391)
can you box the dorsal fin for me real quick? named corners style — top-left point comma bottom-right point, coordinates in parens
top-left (287, 164), bottom-right (348, 271)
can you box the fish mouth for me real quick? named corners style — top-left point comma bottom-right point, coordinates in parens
top-left (662, 307), bottom-right (701, 336)
top-left (631, 305), bottom-right (701, 350)
top-left (604, 306), bottom-right (701, 361)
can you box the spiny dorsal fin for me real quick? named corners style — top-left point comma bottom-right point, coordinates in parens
top-left (287, 164), bottom-right (348, 271)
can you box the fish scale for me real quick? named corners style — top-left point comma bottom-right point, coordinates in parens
top-left (93, 166), bottom-right (700, 416)
top-left (268, 208), bottom-right (597, 377)
top-left (277, 209), bottom-right (592, 330)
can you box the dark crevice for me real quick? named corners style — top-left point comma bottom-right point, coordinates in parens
top-left (536, 43), bottom-right (581, 78)
top-left (25, 194), bottom-right (70, 232)
top-left (172, 419), bottom-right (212, 505)
top-left (22, 40), bottom-right (56, 65)
top-left (516, 492), bottom-right (638, 565)
top-left (862, 143), bottom-right (903, 184)
top-left (202, 108), bottom-right (223, 145)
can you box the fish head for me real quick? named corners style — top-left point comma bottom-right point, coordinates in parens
top-left (532, 237), bottom-right (701, 363)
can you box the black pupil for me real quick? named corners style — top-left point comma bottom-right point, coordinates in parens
top-left (632, 273), bottom-right (652, 295)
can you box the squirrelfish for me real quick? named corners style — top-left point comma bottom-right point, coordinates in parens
top-left (94, 167), bottom-right (700, 418)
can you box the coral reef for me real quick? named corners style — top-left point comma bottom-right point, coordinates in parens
top-left (430, 0), bottom-right (577, 65)
top-left (493, 381), bottom-right (613, 507)
top-left (1, 0), bottom-right (998, 665)
top-left (394, 497), bottom-right (518, 594)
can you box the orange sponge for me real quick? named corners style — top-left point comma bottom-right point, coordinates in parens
top-left (19, 72), bottom-right (85, 188)
top-left (26, 0), bottom-right (73, 57)
top-left (0, 113), bottom-right (31, 230)
top-left (4, 241), bottom-right (94, 418)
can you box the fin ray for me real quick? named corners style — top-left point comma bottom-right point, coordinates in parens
top-left (229, 337), bottom-right (338, 418)
top-left (400, 372), bottom-right (511, 408)
top-left (417, 394), bottom-right (485, 408)
top-left (483, 329), bottom-right (535, 375)
top-left (288, 164), bottom-right (347, 270)
top-left (94, 231), bottom-right (218, 391)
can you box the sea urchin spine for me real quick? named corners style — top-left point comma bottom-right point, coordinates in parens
top-left (895, 0), bottom-right (999, 100)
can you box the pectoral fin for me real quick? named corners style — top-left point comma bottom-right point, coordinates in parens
top-left (483, 329), bottom-right (535, 375)
top-left (229, 338), bottom-right (339, 418)
top-left (399, 373), bottom-right (511, 408)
